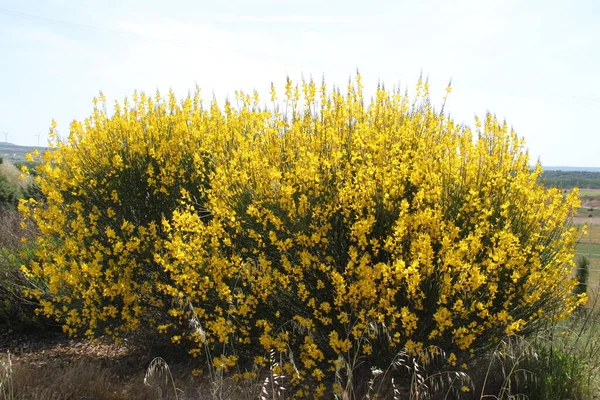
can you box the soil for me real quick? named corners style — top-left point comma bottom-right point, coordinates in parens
top-left (574, 216), bottom-right (600, 225)
top-left (582, 196), bottom-right (600, 209)
top-left (0, 329), bottom-right (148, 377)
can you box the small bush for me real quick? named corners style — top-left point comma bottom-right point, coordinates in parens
top-left (0, 175), bottom-right (18, 205)
top-left (531, 347), bottom-right (586, 400)
top-left (574, 255), bottom-right (590, 297)
top-left (522, 291), bottom-right (600, 400)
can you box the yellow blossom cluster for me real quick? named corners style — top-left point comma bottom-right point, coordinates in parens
top-left (20, 75), bottom-right (583, 395)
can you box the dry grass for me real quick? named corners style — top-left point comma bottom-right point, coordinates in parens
top-left (576, 221), bottom-right (600, 245)
top-left (1, 323), bottom-right (599, 400)
top-left (0, 161), bottom-right (25, 194)
top-left (0, 207), bottom-right (27, 250)
top-left (0, 354), bottom-right (287, 400)
top-left (579, 190), bottom-right (600, 197)
top-left (0, 333), bottom-right (278, 400)
top-left (1, 353), bottom-right (156, 400)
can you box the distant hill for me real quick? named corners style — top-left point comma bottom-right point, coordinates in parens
top-left (542, 166), bottom-right (600, 172)
top-left (0, 142), bottom-right (48, 163)
top-left (539, 170), bottom-right (600, 189)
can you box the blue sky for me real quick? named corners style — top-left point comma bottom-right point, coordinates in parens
top-left (1, 0), bottom-right (599, 167)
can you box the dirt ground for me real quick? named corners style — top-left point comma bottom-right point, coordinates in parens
top-left (574, 216), bottom-right (600, 225)
top-left (581, 196), bottom-right (600, 209)
top-left (0, 330), bottom-right (142, 370)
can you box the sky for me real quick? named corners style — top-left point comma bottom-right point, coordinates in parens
top-left (0, 0), bottom-right (599, 167)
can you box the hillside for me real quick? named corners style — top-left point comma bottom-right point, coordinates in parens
top-left (540, 170), bottom-right (600, 189)
top-left (542, 166), bottom-right (600, 172)
top-left (0, 142), bottom-right (47, 163)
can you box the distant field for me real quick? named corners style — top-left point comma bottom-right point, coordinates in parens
top-left (541, 170), bottom-right (600, 189)
top-left (575, 223), bottom-right (600, 243)
top-left (575, 220), bottom-right (600, 292)
top-left (577, 243), bottom-right (600, 258)
top-left (576, 254), bottom-right (600, 292)
top-left (576, 208), bottom-right (600, 218)
top-left (580, 189), bottom-right (600, 197)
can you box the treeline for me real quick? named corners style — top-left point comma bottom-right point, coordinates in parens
top-left (540, 170), bottom-right (600, 189)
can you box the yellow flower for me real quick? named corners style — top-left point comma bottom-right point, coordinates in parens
top-left (448, 352), bottom-right (457, 366)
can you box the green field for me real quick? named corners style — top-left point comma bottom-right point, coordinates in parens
top-left (588, 224), bottom-right (600, 242)
top-left (577, 223), bottom-right (600, 244)
top-left (574, 254), bottom-right (600, 292)
top-left (575, 221), bottom-right (600, 292)
top-left (579, 190), bottom-right (600, 197)
top-left (577, 208), bottom-right (600, 218)
top-left (577, 243), bottom-right (600, 258)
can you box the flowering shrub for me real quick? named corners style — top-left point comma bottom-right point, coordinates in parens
top-left (19, 91), bottom-right (213, 338)
top-left (20, 75), bottom-right (583, 394)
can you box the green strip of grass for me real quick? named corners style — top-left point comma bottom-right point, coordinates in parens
top-left (577, 208), bottom-right (600, 218)
top-left (579, 191), bottom-right (600, 197)
top-left (577, 243), bottom-right (600, 258)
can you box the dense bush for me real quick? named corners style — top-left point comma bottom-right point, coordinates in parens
top-left (0, 175), bottom-right (17, 205)
top-left (20, 93), bottom-right (212, 340)
top-left (0, 157), bottom-right (46, 332)
top-left (0, 206), bottom-right (49, 332)
top-left (574, 256), bottom-right (590, 298)
top-left (20, 76), bottom-right (583, 396)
